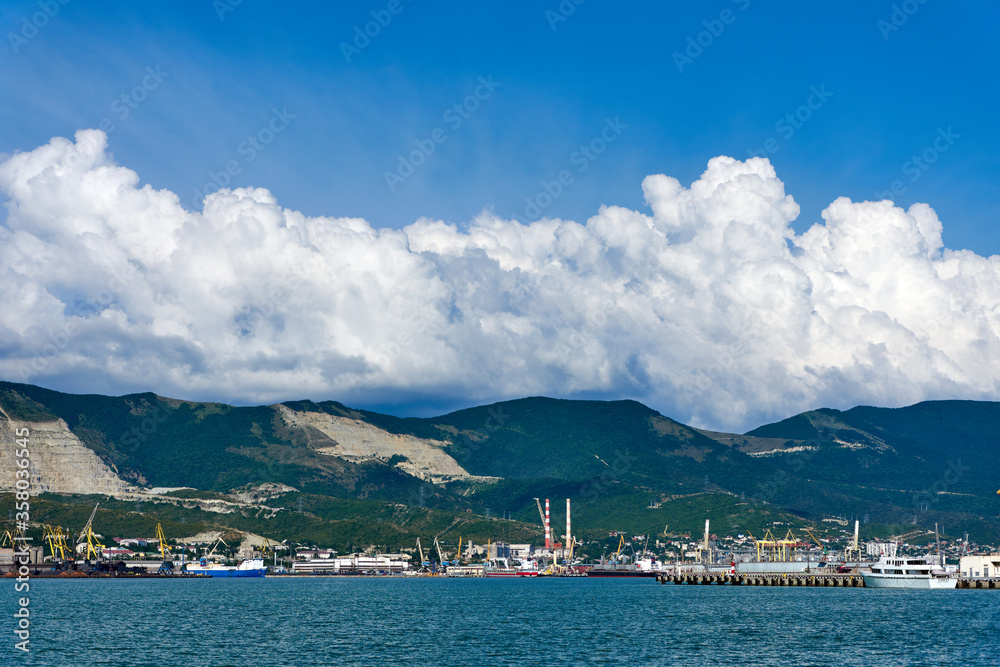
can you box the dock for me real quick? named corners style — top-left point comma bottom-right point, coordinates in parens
top-left (656, 572), bottom-right (1000, 588)
top-left (956, 579), bottom-right (1000, 589)
top-left (656, 572), bottom-right (865, 587)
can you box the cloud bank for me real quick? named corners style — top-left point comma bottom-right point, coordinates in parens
top-left (2, 129), bottom-right (998, 431)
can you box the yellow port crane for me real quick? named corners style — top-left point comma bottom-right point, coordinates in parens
top-left (803, 528), bottom-right (827, 555)
top-left (154, 523), bottom-right (174, 574)
top-left (43, 524), bottom-right (70, 562)
top-left (612, 534), bottom-right (625, 564)
top-left (755, 528), bottom-right (800, 562)
top-left (155, 523), bottom-right (170, 561)
top-left (76, 502), bottom-right (105, 561)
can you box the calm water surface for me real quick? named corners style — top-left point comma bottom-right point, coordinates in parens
top-left (3, 577), bottom-right (998, 666)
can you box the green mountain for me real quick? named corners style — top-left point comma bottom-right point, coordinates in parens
top-left (2, 381), bottom-right (999, 549)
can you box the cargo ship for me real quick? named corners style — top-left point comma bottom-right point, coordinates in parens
top-left (184, 557), bottom-right (266, 578)
top-left (484, 557), bottom-right (539, 577)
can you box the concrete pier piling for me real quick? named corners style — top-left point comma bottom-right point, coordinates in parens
top-left (655, 573), bottom-right (1000, 589)
top-left (655, 573), bottom-right (865, 587)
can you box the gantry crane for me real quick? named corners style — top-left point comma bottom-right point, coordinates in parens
top-left (43, 525), bottom-right (71, 563)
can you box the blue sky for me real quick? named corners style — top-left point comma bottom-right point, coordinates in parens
top-left (3, 0), bottom-right (998, 251)
top-left (2, 1), bottom-right (1000, 430)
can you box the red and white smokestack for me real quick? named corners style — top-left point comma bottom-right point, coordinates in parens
top-left (544, 499), bottom-right (551, 549)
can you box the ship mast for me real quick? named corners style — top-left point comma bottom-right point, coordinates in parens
top-left (934, 523), bottom-right (943, 569)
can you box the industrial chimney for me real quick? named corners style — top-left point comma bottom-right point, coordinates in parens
top-left (545, 499), bottom-right (551, 549)
top-left (566, 498), bottom-right (572, 560)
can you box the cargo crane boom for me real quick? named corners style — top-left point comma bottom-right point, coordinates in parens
top-left (803, 528), bottom-right (826, 554)
top-left (433, 537), bottom-right (445, 567)
top-left (155, 523), bottom-right (170, 560)
top-left (416, 538), bottom-right (426, 567)
top-left (155, 523), bottom-right (174, 574)
top-left (77, 502), bottom-right (104, 560)
top-left (77, 502), bottom-right (99, 545)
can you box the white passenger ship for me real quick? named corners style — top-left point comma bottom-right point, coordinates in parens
top-left (860, 543), bottom-right (956, 589)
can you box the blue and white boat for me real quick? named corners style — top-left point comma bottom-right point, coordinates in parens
top-left (185, 557), bottom-right (266, 578)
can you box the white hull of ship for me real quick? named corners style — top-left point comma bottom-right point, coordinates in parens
top-left (861, 573), bottom-right (956, 589)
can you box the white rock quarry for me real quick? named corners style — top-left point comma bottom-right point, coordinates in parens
top-left (278, 406), bottom-right (491, 484)
top-left (0, 415), bottom-right (136, 496)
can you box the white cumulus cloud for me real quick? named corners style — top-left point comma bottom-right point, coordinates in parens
top-left (2, 130), bottom-right (999, 431)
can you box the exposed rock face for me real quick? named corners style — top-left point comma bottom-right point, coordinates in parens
top-left (230, 482), bottom-right (299, 504)
top-left (0, 416), bottom-right (136, 496)
top-left (278, 406), bottom-right (484, 484)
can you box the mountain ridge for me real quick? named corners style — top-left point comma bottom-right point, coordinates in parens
top-left (3, 381), bottom-right (999, 545)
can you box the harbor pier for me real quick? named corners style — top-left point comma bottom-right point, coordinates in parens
top-left (656, 572), bottom-right (866, 587)
top-left (656, 572), bottom-right (1000, 589)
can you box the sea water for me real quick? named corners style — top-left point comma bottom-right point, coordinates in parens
top-left (4, 577), bottom-right (998, 666)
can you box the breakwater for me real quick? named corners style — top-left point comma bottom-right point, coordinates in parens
top-left (657, 572), bottom-right (865, 587)
top-left (656, 572), bottom-right (1000, 588)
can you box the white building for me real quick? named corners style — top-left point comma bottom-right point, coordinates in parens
top-left (960, 554), bottom-right (1000, 579)
top-left (295, 549), bottom-right (336, 560)
top-left (508, 544), bottom-right (534, 559)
